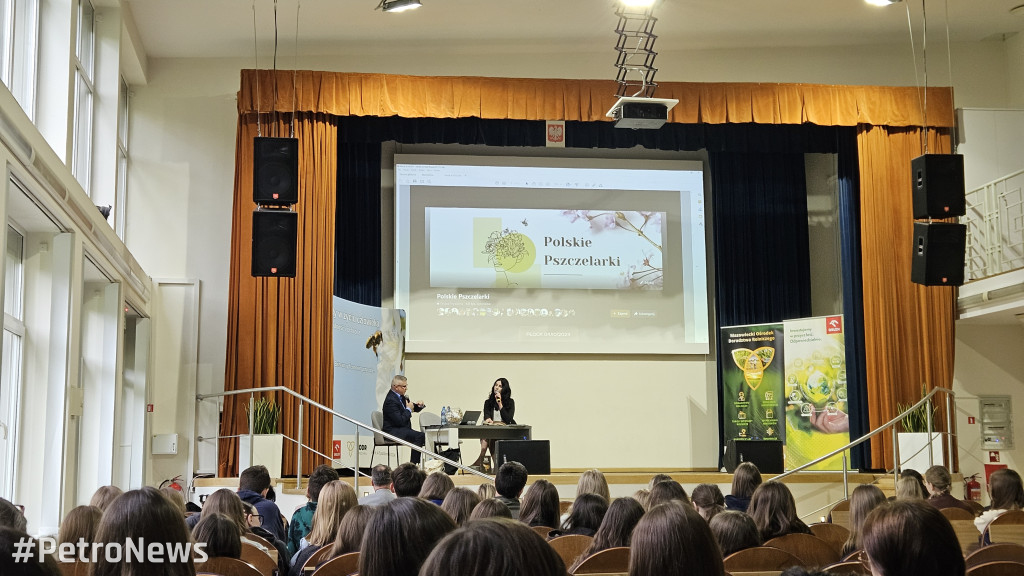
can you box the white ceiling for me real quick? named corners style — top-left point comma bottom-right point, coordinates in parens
top-left (124, 0), bottom-right (1024, 61)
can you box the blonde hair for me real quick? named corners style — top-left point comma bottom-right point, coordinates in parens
top-left (577, 469), bottom-right (610, 503)
top-left (307, 480), bottom-right (358, 546)
top-left (896, 477), bottom-right (926, 500)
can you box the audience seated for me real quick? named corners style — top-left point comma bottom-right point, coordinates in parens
top-left (861, 499), bottom-right (966, 576)
top-left (632, 489), bottom-right (651, 511)
top-left (392, 463), bottom-right (427, 498)
top-left (577, 469), bottom-right (611, 503)
top-left (421, 517), bottom-right (566, 576)
top-left (193, 512), bottom-right (243, 559)
top-left (161, 487), bottom-right (188, 517)
top-left (477, 483), bottom-right (496, 500)
top-left (896, 476), bottom-right (927, 500)
top-left (725, 462), bottom-right (762, 513)
top-left (841, 484), bottom-right (887, 557)
top-left (419, 472), bottom-right (455, 505)
top-left (358, 497), bottom-right (455, 576)
top-left (518, 479), bottom-right (560, 529)
top-left (709, 510), bottom-right (762, 557)
top-left (648, 480), bottom-right (690, 508)
top-left (924, 465), bottom-right (975, 515)
top-left (494, 461), bottom-right (529, 520)
top-left (440, 488), bottom-right (481, 527)
top-left (237, 465), bottom-right (286, 541)
top-left (57, 505), bottom-right (102, 547)
top-left (288, 479), bottom-right (357, 576)
top-left (975, 468), bottom-right (1024, 535)
top-left (692, 484), bottom-right (726, 521)
top-left (549, 493), bottom-right (608, 539)
top-left (89, 485), bottom-right (123, 514)
top-left (0, 498), bottom-right (27, 531)
top-left (568, 496), bottom-right (644, 572)
top-left (286, 463), bottom-right (339, 555)
top-left (630, 501), bottom-right (725, 576)
top-left (0, 527), bottom-right (62, 576)
top-left (470, 498), bottom-right (513, 520)
top-left (325, 505), bottom-right (375, 560)
top-left (192, 488), bottom-right (288, 574)
top-left (901, 468), bottom-right (929, 496)
top-left (359, 464), bottom-right (397, 507)
top-left (780, 569), bottom-right (831, 576)
top-left (648, 474), bottom-right (673, 490)
top-left (748, 481), bottom-right (811, 541)
top-left (90, 486), bottom-right (195, 576)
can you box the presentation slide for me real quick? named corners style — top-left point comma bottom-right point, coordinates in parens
top-left (395, 155), bottom-right (709, 354)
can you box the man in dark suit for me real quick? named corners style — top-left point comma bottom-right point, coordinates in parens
top-left (382, 374), bottom-right (426, 464)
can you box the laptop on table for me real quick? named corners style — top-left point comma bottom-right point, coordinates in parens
top-left (460, 410), bottom-right (481, 425)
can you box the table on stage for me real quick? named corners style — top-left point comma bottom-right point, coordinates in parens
top-left (425, 424), bottom-right (532, 453)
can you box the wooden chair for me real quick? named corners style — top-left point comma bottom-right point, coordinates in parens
top-left (946, 512), bottom-right (983, 555)
top-left (809, 522), bottom-right (851, 555)
top-left (559, 501), bottom-right (572, 515)
top-left (967, 561), bottom-right (1024, 576)
top-left (822, 560), bottom-right (871, 575)
top-left (313, 551), bottom-right (360, 576)
top-left (548, 534), bottom-right (594, 568)
top-left (987, 511), bottom-right (1024, 546)
top-left (828, 500), bottom-right (851, 530)
top-left (965, 500), bottom-right (986, 517)
top-left (764, 533), bottom-right (840, 567)
top-left (943, 507), bottom-right (977, 521)
top-left (966, 543), bottom-right (1024, 569)
top-left (723, 547), bottom-right (801, 573)
top-left (532, 525), bottom-right (554, 539)
top-left (570, 546), bottom-right (630, 574)
top-left (239, 542), bottom-right (277, 576)
top-left (245, 533), bottom-right (276, 558)
top-left (302, 546), bottom-right (333, 574)
top-left (195, 556), bottom-right (264, 576)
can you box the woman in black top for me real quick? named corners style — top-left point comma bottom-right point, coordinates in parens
top-left (473, 378), bottom-right (516, 466)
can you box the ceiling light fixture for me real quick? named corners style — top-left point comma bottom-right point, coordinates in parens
top-left (620, 0), bottom-right (657, 7)
top-left (864, 0), bottom-right (902, 5)
top-left (378, 0), bottom-right (422, 12)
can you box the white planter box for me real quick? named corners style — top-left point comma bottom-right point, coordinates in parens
top-left (897, 432), bottom-right (945, 473)
top-left (238, 434), bottom-right (284, 479)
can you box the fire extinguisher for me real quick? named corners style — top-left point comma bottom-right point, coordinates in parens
top-left (160, 475), bottom-right (184, 492)
top-left (965, 473), bottom-right (982, 502)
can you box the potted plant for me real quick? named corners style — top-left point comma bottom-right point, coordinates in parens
top-left (896, 386), bottom-right (944, 473)
top-left (238, 397), bottom-right (284, 479)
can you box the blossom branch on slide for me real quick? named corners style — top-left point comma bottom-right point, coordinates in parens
top-left (562, 210), bottom-right (664, 289)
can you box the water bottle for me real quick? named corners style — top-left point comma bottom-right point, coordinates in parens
top-left (441, 406), bottom-right (448, 426)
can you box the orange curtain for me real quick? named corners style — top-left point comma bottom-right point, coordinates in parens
top-left (857, 125), bottom-right (958, 471)
top-left (221, 111), bottom-right (338, 477)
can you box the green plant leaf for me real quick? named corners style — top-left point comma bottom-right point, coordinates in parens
top-left (246, 397), bottom-right (280, 435)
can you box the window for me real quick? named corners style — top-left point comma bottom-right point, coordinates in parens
top-left (115, 76), bottom-right (129, 239)
top-left (0, 225), bottom-right (24, 499)
top-left (71, 0), bottom-right (95, 193)
top-left (0, 0), bottom-right (39, 119)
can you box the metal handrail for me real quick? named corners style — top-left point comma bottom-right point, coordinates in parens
top-left (775, 386), bottom-right (956, 517)
top-left (196, 386), bottom-right (494, 491)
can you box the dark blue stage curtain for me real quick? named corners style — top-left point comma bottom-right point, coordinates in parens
top-left (335, 142), bottom-right (383, 306)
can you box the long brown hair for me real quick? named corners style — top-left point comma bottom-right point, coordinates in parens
top-left (91, 487), bottom-right (196, 576)
top-left (441, 488), bottom-right (481, 527)
top-left (709, 510), bottom-right (761, 557)
top-left (570, 497), bottom-right (645, 572)
top-left (327, 505), bottom-right (376, 559)
top-left (842, 484), bottom-right (886, 554)
top-left (861, 500), bottom-right (965, 576)
top-left (747, 481), bottom-right (804, 541)
top-left (629, 501), bottom-right (725, 576)
top-left (57, 505), bottom-right (102, 547)
top-left (518, 480), bottom-right (559, 528)
top-left (691, 484), bottom-right (726, 521)
top-left (989, 469), bottom-right (1024, 510)
top-left (199, 489), bottom-right (249, 535)
top-left (307, 480), bottom-right (358, 546)
top-left (421, 518), bottom-right (565, 576)
top-left (730, 462), bottom-right (762, 499)
top-left (358, 497), bottom-right (456, 576)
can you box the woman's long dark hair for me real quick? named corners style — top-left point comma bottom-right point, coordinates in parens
top-left (519, 479), bottom-right (560, 529)
top-left (488, 378), bottom-right (512, 403)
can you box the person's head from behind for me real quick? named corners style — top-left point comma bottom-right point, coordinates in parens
top-left (0, 498), bottom-right (27, 531)
top-left (731, 462), bottom-right (762, 499)
top-left (307, 480), bottom-right (358, 546)
top-left (846, 484), bottom-right (887, 552)
top-left (0, 527), bottom-right (62, 576)
top-left (160, 487), bottom-right (187, 517)
top-left (562, 493), bottom-right (608, 533)
top-left (193, 512), bottom-right (242, 559)
top-left (691, 483), bottom-right (726, 521)
top-left (308, 464), bottom-right (341, 502)
top-left (478, 483), bottom-right (496, 500)
top-left (577, 469), bottom-right (610, 503)
top-left (895, 477), bottom-right (926, 500)
top-left (57, 505), bottom-right (102, 547)
top-left (630, 501), bottom-right (725, 576)
top-left (359, 497), bottom-right (456, 576)
top-left (590, 496), bottom-right (645, 550)
top-left (92, 487), bottom-right (195, 576)
top-left (392, 462), bottom-right (427, 497)
top-left (648, 474), bottom-right (673, 490)
top-left (201, 488), bottom-right (249, 533)
top-left (371, 464), bottom-right (393, 489)
top-left (328, 504), bottom-right (376, 558)
top-left (924, 465), bottom-right (953, 496)
top-left (518, 479), bottom-right (560, 528)
top-left (495, 461), bottom-right (528, 500)
top-left (649, 480), bottom-right (690, 508)
top-left (470, 498), bottom-right (512, 520)
top-left (88, 485), bottom-right (123, 513)
top-left (900, 468), bottom-right (927, 495)
top-left (861, 500), bottom-right (965, 576)
top-left (238, 464), bottom-right (273, 496)
top-left (709, 510), bottom-right (762, 557)
top-left (633, 489), bottom-right (651, 511)
top-left (747, 481), bottom-right (800, 541)
top-left (419, 472), bottom-right (456, 502)
top-left (421, 518), bottom-right (566, 576)
top-left (989, 469), bottom-right (1024, 510)
top-left (441, 488), bottom-right (481, 527)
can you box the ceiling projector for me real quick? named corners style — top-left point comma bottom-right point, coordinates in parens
top-left (606, 96), bottom-right (679, 129)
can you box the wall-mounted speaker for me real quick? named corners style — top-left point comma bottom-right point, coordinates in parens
top-left (253, 137), bottom-right (298, 205)
top-left (252, 209), bottom-right (297, 277)
top-left (911, 222), bottom-right (966, 286)
top-left (912, 154), bottom-right (965, 219)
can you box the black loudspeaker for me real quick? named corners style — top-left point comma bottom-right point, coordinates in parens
top-left (912, 154), bottom-right (965, 219)
top-left (253, 137), bottom-right (298, 205)
top-left (494, 440), bottom-right (551, 475)
top-left (723, 440), bottom-right (784, 474)
top-left (252, 209), bottom-right (297, 277)
top-left (911, 222), bottom-right (966, 286)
